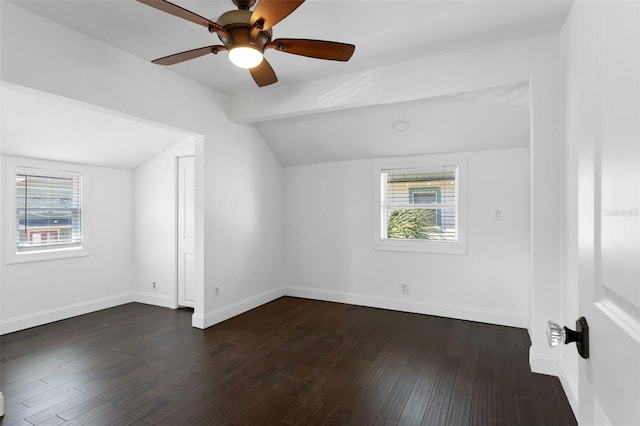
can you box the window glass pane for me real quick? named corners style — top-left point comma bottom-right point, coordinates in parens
top-left (382, 165), bottom-right (457, 242)
top-left (412, 191), bottom-right (438, 204)
top-left (387, 208), bottom-right (438, 239)
top-left (16, 171), bottom-right (82, 252)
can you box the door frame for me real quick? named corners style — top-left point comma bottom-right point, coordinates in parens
top-left (176, 153), bottom-right (196, 309)
top-left (168, 143), bottom-right (196, 310)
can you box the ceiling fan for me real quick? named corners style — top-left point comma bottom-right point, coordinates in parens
top-left (137, 0), bottom-right (356, 87)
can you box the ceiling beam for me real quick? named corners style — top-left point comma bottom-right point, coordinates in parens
top-left (228, 34), bottom-right (552, 124)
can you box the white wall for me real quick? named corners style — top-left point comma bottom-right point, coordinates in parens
top-left (238, 34), bottom-right (563, 374)
top-left (0, 158), bottom-right (134, 333)
top-left (1, 3), bottom-right (286, 328)
top-left (285, 147), bottom-right (530, 326)
top-left (133, 139), bottom-right (194, 309)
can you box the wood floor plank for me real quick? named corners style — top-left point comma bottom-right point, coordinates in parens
top-left (445, 324), bottom-right (482, 426)
top-left (427, 355), bottom-right (460, 410)
top-left (1, 388), bottom-right (78, 425)
top-left (375, 359), bottom-right (421, 422)
top-left (397, 366), bottom-right (438, 425)
top-left (35, 415), bottom-right (67, 426)
top-left (0, 299), bottom-right (577, 426)
top-left (421, 406), bottom-right (449, 426)
top-left (469, 378), bottom-right (495, 426)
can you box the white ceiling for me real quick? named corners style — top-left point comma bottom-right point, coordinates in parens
top-left (258, 83), bottom-right (531, 166)
top-left (1, 86), bottom-right (192, 169)
top-left (4, 1), bottom-right (566, 167)
top-left (9, 0), bottom-right (571, 95)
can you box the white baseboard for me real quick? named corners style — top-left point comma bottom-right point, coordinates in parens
top-left (193, 286), bottom-right (286, 329)
top-left (285, 286), bottom-right (528, 328)
top-left (0, 292), bottom-right (133, 335)
top-left (529, 346), bottom-right (560, 376)
top-left (559, 360), bottom-right (579, 419)
top-left (131, 291), bottom-right (171, 308)
top-left (0, 285), bottom-right (528, 340)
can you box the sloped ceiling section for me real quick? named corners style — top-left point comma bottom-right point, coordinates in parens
top-left (1, 86), bottom-right (192, 169)
top-left (4, 1), bottom-right (544, 168)
top-left (10, 0), bottom-right (571, 95)
top-left (254, 83), bottom-right (531, 166)
top-left (455, 81), bottom-right (530, 107)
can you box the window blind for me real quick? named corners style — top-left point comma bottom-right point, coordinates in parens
top-left (382, 165), bottom-right (458, 241)
top-left (16, 168), bottom-right (83, 252)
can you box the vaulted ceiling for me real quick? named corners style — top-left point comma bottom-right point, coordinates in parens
top-left (1, 86), bottom-right (193, 169)
top-left (4, 1), bottom-right (571, 167)
top-left (257, 82), bottom-right (531, 166)
top-left (10, 0), bottom-right (571, 95)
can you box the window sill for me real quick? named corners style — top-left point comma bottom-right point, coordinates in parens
top-left (375, 239), bottom-right (467, 255)
top-left (6, 247), bottom-right (90, 264)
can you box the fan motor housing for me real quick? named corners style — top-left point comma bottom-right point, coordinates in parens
top-left (231, 0), bottom-right (256, 10)
top-left (216, 10), bottom-right (272, 50)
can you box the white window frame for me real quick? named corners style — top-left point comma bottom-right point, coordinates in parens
top-left (4, 156), bottom-right (91, 264)
top-left (373, 155), bottom-right (467, 255)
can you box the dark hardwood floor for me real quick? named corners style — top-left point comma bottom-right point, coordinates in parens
top-left (0, 297), bottom-right (576, 425)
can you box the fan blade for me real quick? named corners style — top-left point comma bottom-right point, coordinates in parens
top-left (249, 59), bottom-right (278, 87)
top-left (152, 45), bottom-right (226, 65)
top-left (250, 0), bottom-right (304, 32)
top-left (267, 39), bottom-right (355, 61)
top-left (137, 0), bottom-right (227, 35)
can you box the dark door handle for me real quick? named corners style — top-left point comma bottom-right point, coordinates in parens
top-left (547, 317), bottom-right (589, 359)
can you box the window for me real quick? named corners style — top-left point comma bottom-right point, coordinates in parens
top-left (375, 157), bottom-right (467, 254)
top-left (16, 168), bottom-right (83, 252)
top-left (5, 157), bottom-right (90, 263)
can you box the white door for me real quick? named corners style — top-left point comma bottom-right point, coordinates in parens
top-left (177, 156), bottom-right (195, 308)
top-left (578, 2), bottom-right (640, 424)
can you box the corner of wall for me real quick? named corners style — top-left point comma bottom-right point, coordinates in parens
top-left (194, 286), bottom-right (286, 330)
top-left (131, 291), bottom-right (172, 309)
top-left (529, 345), bottom-right (559, 376)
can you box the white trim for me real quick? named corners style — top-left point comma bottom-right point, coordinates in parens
top-left (175, 151), bottom-right (196, 310)
top-left (559, 360), bottom-right (579, 419)
top-left (373, 155), bottom-right (468, 255)
top-left (192, 287), bottom-right (287, 329)
top-left (3, 156), bottom-right (92, 264)
top-left (0, 284), bottom-right (528, 345)
top-left (193, 287), bottom-right (527, 330)
top-left (1, 285), bottom-right (529, 337)
top-left (529, 346), bottom-right (560, 376)
top-left (192, 313), bottom-right (205, 329)
top-left (132, 291), bottom-right (171, 308)
top-left (0, 292), bottom-right (132, 335)
top-left (285, 286), bottom-right (527, 328)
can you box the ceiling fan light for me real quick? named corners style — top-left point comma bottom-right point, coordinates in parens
top-left (228, 46), bottom-right (263, 69)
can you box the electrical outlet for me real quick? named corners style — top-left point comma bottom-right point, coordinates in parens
top-left (214, 287), bottom-right (220, 297)
top-left (152, 282), bottom-right (156, 289)
top-left (401, 282), bottom-right (409, 295)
